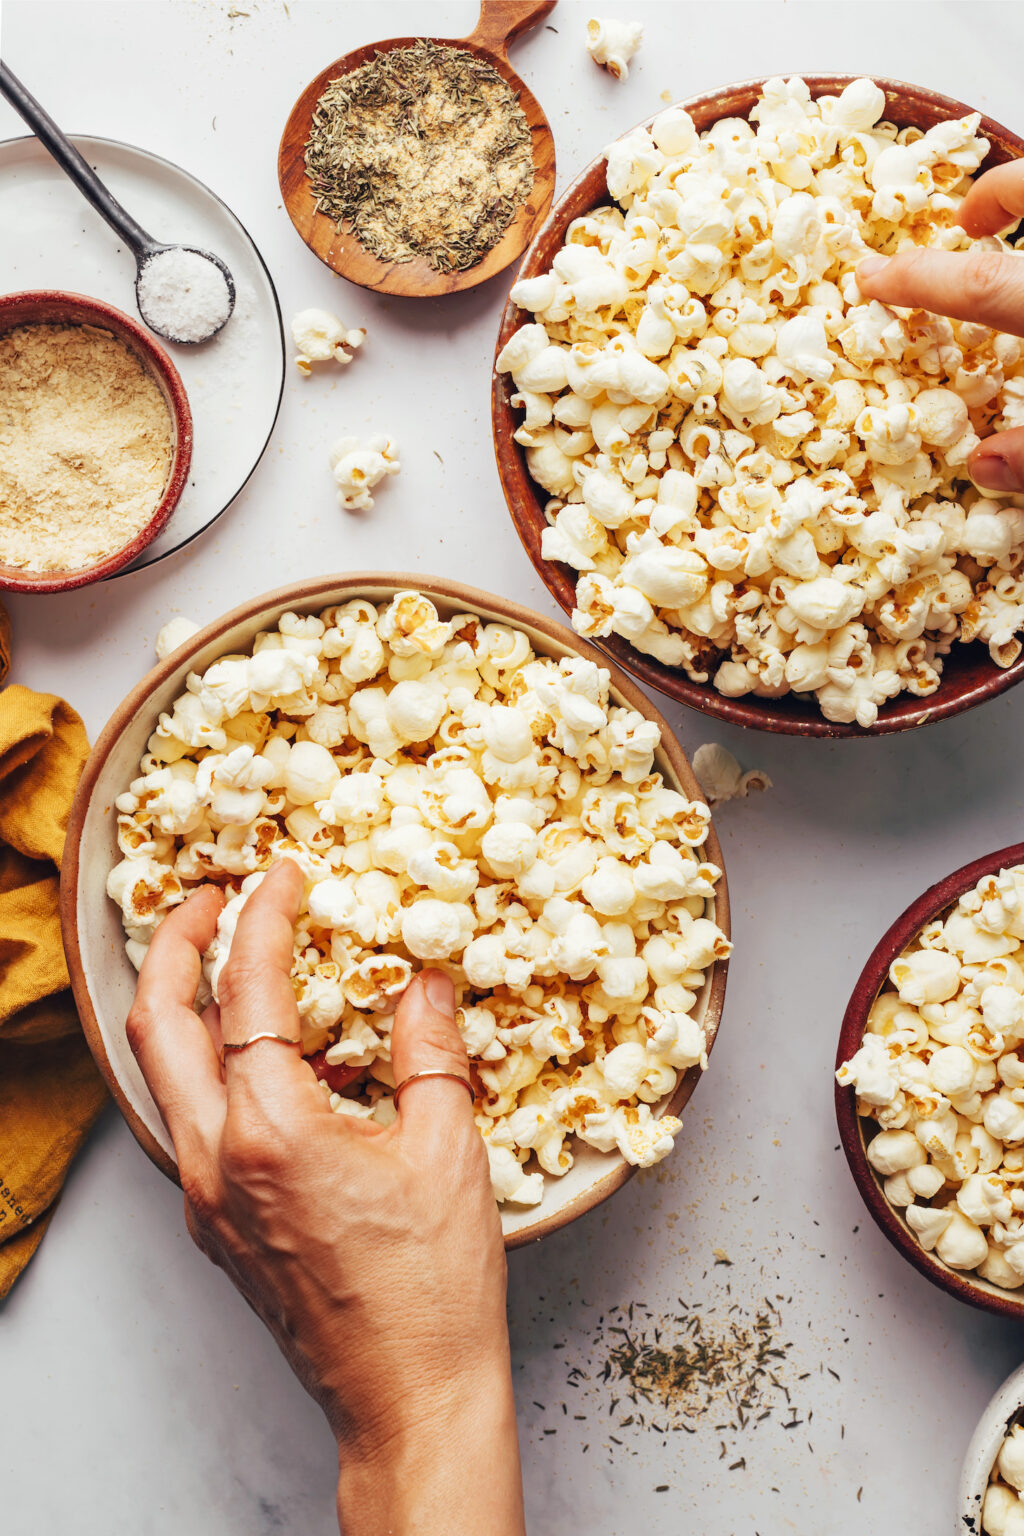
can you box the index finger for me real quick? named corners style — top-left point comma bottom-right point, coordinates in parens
top-left (857, 248), bottom-right (1024, 338)
top-left (960, 161), bottom-right (1024, 238)
top-left (127, 884), bottom-right (226, 1158)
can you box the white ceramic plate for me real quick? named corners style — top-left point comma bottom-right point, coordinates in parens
top-left (62, 576), bottom-right (729, 1248)
top-left (0, 133), bottom-right (284, 570)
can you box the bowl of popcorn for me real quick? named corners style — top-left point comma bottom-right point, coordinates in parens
top-left (492, 74), bottom-right (1024, 735)
top-left (961, 1364), bottom-right (1024, 1536)
top-left (61, 575), bottom-right (730, 1247)
top-left (836, 842), bottom-right (1024, 1315)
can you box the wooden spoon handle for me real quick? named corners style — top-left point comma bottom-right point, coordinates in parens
top-left (466, 0), bottom-right (558, 60)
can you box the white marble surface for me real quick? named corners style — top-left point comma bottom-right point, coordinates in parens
top-left (3, 3), bottom-right (1024, 1532)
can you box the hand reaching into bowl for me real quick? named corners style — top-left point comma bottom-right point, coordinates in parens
top-left (858, 159), bottom-right (1024, 493)
top-left (125, 859), bottom-right (526, 1536)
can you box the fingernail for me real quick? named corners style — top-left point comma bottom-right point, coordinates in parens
top-left (424, 969), bottom-right (455, 1013)
top-left (972, 453), bottom-right (1023, 493)
top-left (857, 256), bottom-right (888, 280)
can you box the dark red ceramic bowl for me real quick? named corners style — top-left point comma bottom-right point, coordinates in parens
top-left (836, 841), bottom-right (1024, 1318)
top-left (492, 74), bottom-right (1024, 737)
top-left (0, 290), bottom-right (193, 594)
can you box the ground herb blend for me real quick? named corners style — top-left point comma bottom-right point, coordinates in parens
top-left (304, 40), bottom-right (535, 274)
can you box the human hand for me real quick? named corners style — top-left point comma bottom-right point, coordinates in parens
top-left (126, 859), bottom-right (525, 1536)
top-left (858, 159), bottom-right (1024, 493)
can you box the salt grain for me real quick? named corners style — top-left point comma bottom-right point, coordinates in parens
top-left (137, 248), bottom-right (233, 343)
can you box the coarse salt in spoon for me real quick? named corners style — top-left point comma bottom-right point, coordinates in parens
top-left (0, 61), bottom-right (235, 344)
top-left (134, 245), bottom-right (234, 344)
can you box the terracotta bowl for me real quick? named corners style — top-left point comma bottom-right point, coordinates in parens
top-left (835, 840), bottom-right (1024, 1318)
top-left (0, 290), bottom-right (193, 594)
top-left (492, 74), bottom-right (1024, 737)
top-left (959, 1361), bottom-right (1024, 1536)
top-left (60, 573), bottom-right (730, 1250)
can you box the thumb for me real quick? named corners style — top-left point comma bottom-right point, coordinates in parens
top-left (970, 428), bottom-right (1024, 495)
top-left (389, 969), bottom-right (476, 1139)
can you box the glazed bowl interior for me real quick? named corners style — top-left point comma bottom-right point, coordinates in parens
top-left (835, 840), bottom-right (1024, 1318)
top-left (0, 290), bottom-right (193, 594)
top-left (959, 1361), bottom-right (1024, 1536)
top-left (61, 573), bottom-right (730, 1250)
top-left (492, 74), bottom-right (1024, 737)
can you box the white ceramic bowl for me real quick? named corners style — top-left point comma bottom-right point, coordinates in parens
top-left (60, 573), bottom-right (730, 1248)
top-left (959, 1362), bottom-right (1024, 1535)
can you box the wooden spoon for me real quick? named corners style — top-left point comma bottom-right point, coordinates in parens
top-left (277, 0), bottom-right (557, 298)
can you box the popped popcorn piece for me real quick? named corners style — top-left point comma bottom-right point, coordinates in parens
top-left (984, 1481), bottom-right (1024, 1536)
top-left (155, 616), bottom-right (200, 661)
top-left (838, 863), bottom-right (1024, 1291)
top-left (691, 742), bottom-right (772, 807)
top-left (291, 308), bottom-right (366, 375)
top-left (585, 16), bottom-right (643, 81)
top-left (499, 78), bottom-right (1024, 728)
top-left (999, 1428), bottom-right (1024, 1493)
top-left (110, 593), bottom-right (728, 1210)
top-left (330, 434), bottom-right (400, 512)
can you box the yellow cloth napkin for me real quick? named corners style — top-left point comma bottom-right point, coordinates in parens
top-left (0, 684), bottom-right (107, 1299)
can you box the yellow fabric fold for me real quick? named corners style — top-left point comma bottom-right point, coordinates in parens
top-left (0, 684), bottom-right (107, 1300)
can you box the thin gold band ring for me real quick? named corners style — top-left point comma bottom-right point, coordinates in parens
top-left (392, 1069), bottom-right (475, 1110)
top-left (220, 1031), bottom-right (302, 1065)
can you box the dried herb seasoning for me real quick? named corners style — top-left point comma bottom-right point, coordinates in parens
top-left (304, 40), bottom-right (534, 274)
top-left (600, 1301), bottom-right (792, 1427)
top-left (536, 1293), bottom-right (823, 1462)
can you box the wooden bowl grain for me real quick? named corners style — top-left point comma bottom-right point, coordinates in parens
top-left (60, 572), bottom-right (730, 1251)
top-left (277, 1), bottom-right (557, 298)
top-left (835, 840), bottom-right (1024, 1318)
top-left (492, 74), bottom-right (1024, 736)
top-left (0, 290), bottom-right (192, 593)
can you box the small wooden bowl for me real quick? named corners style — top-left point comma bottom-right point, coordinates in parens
top-left (0, 290), bottom-right (192, 594)
top-left (278, 1), bottom-right (557, 298)
top-left (492, 74), bottom-right (1024, 737)
top-left (60, 572), bottom-right (730, 1251)
top-left (835, 840), bottom-right (1024, 1318)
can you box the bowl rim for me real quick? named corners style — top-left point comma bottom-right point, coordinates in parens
top-left (491, 71), bottom-right (1024, 738)
top-left (958, 1359), bottom-right (1024, 1536)
top-left (59, 570), bottom-right (730, 1251)
top-left (0, 289), bottom-right (194, 594)
top-left (835, 839), bottom-right (1024, 1319)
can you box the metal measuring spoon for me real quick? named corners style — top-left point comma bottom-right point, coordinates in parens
top-left (0, 62), bottom-right (235, 344)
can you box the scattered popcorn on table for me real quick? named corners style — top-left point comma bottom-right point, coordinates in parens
top-left (108, 592), bottom-right (730, 1206)
top-left (329, 435), bottom-right (400, 511)
top-left (498, 77), bottom-right (1024, 728)
top-left (837, 864), bottom-right (1024, 1290)
top-left (691, 742), bottom-right (771, 806)
top-left (291, 308), bottom-right (366, 375)
top-left (586, 17), bottom-right (643, 80)
top-left (154, 616), bottom-right (201, 661)
top-left (984, 1424), bottom-right (1024, 1536)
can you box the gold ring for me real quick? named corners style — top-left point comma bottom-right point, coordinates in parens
top-left (220, 1032), bottom-right (302, 1065)
top-left (392, 1069), bottom-right (475, 1110)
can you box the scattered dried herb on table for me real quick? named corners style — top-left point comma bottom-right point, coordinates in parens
top-left (540, 1295), bottom-right (819, 1462)
top-left (599, 1300), bottom-right (795, 1432)
top-left (304, 40), bottom-right (534, 274)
